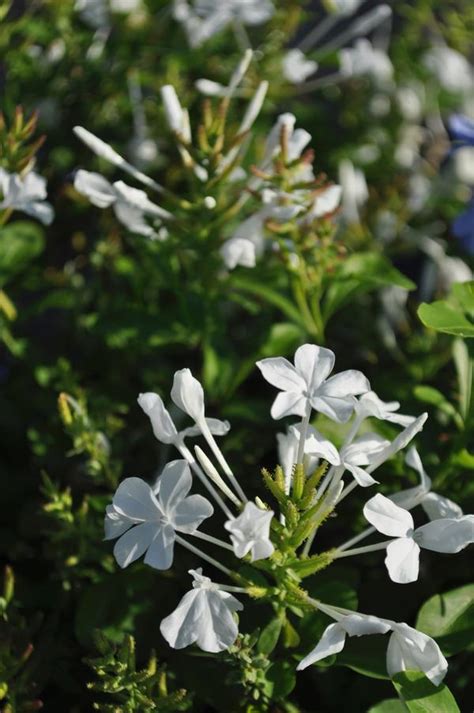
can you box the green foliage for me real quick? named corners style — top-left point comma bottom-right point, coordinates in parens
top-left (85, 632), bottom-right (190, 712)
top-left (415, 584), bottom-right (474, 657)
top-left (392, 671), bottom-right (460, 713)
top-left (418, 282), bottom-right (474, 338)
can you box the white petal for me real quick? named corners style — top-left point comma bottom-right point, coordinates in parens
top-left (160, 85), bottom-right (187, 138)
top-left (256, 356), bottom-right (306, 392)
top-left (340, 614), bottom-right (391, 637)
top-left (22, 200), bottom-right (54, 226)
top-left (363, 494), bottom-right (414, 537)
top-left (300, 425), bottom-right (341, 466)
top-left (251, 539), bottom-right (275, 561)
top-left (113, 200), bottom-right (155, 237)
top-left (171, 368), bottom-right (205, 423)
top-left (421, 493), bottom-right (463, 521)
top-left (311, 394), bottom-right (356, 423)
top-left (345, 463), bottom-right (379, 487)
top-left (271, 391), bottom-right (306, 420)
top-left (113, 521), bottom-right (157, 568)
top-left (113, 477), bottom-right (161, 521)
top-left (173, 494), bottom-right (214, 533)
top-left (387, 624), bottom-right (448, 686)
top-left (182, 418), bottom-right (230, 438)
top-left (368, 413), bottom-right (428, 470)
top-left (104, 505), bottom-right (132, 540)
top-left (143, 524), bottom-right (176, 570)
top-left (297, 623), bottom-right (346, 670)
top-left (220, 237), bottom-right (256, 269)
top-left (342, 433), bottom-right (389, 466)
top-left (414, 517), bottom-right (474, 553)
top-left (320, 370), bottom-right (370, 398)
top-left (158, 460), bottom-right (192, 512)
top-left (309, 185), bottom-right (342, 218)
top-left (160, 589), bottom-right (202, 649)
top-left (74, 169), bottom-right (116, 208)
top-left (294, 344), bottom-right (335, 391)
top-left (385, 537), bottom-right (420, 583)
top-left (137, 392), bottom-right (178, 444)
top-left (405, 446), bottom-right (431, 491)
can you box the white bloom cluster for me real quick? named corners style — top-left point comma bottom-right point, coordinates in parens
top-left (221, 113), bottom-right (342, 270)
top-left (173, 0), bottom-right (275, 48)
top-left (104, 343), bottom-right (473, 684)
top-left (0, 167), bottom-right (54, 226)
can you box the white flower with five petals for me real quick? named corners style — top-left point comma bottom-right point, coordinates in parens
top-left (225, 502), bottom-right (274, 561)
top-left (160, 568), bottom-right (243, 652)
top-left (105, 460), bottom-right (213, 569)
top-left (257, 344), bottom-right (370, 422)
top-left (363, 493), bottom-right (474, 583)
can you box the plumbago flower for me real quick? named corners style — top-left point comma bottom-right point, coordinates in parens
top-left (73, 51), bottom-right (273, 255)
top-left (103, 342), bottom-right (473, 691)
top-left (0, 167), bottom-right (54, 225)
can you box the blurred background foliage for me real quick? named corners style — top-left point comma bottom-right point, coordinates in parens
top-left (0, 0), bottom-right (473, 710)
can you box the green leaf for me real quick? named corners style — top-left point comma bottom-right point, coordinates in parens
top-left (257, 616), bottom-right (283, 655)
top-left (367, 699), bottom-right (408, 713)
top-left (415, 584), bottom-right (474, 656)
top-left (230, 274), bottom-right (306, 327)
top-left (418, 301), bottom-right (474, 338)
top-left (413, 386), bottom-right (459, 423)
top-left (0, 220), bottom-right (45, 286)
top-left (265, 660), bottom-right (296, 700)
top-left (452, 281), bottom-right (474, 318)
top-left (258, 322), bottom-right (304, 358)
top-left (392, 671), bottom-right (460, 712)
top-left (323, 252), bottom-right (415, 321)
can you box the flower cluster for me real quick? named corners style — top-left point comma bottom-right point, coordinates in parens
top-left (105, 343), bottom-right (474, 683)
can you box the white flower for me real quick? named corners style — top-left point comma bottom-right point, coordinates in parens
top-left (105, 461), bottom-right (213, 569)
top-left (364, 493), bottom-right (474, 583)
top-left (306, 185), bottom-right (342, 219)
top-left (282, 49), bottom-right (318, 84)
top-left (74, 169), bottom-right (168, 236)
top-left (171, 368), bottom-right (206, 424)
top-left (453, 146), bottom-right (474, 185)
top-left (339, 39), bottom-right (393, 85)
top-left (0, 168), bottom-right (54, 225)
top-left (220, 237), bottom-right (257, 269)
top-left (297, 613), bottom-right (391, 669)
top-left (137, 391), bottom-right (230, 444)
top-left (423, 46), bottom-right (473, 93)
top-left (338, 159), bottom-right (368, 223)
top-left (277, 424), bottom-right (340, 494)
top-left (354, 391), bottom-right (415, 427)
top-left (340, 433), bottom-right (389, 487)
top-left (387, 623), bottom-right (448, 686)
top-left (225, 501), bottom-right (274, 561)
top-left (160, 85), bottom-right (191, 142)
top-left (264, 113), bottom-right (312, 164)
top-left (160, 568), bottom-right (243, 652)
top-left (257, 344), bottom-right (370, 422)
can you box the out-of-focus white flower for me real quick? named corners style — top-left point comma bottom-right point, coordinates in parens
top-left (424, 46), bottom-right (473, 93)
top-left (225, 501), bottom-right (274, 561)
top-left (282, 49), bottom-right (318, 84)
top-left (364, 493), bottom-right (474, 583)
top-left (307, 185), bottom-right (342, 219)
top-left (339, 39), bottom-right (393, 84)
top-left (338, 159), bottom-right (368, 223)
top-left (74, 169), bottom-right (169, 236)
top-left (0, 168), bottom-right (54, 225)
top-left (173, 0), bottom-right (274, 47)
top-left (453, 146), bottom-right (474, 185)
top-left (257, 344), bottom-right (370, 422)
top-left (395, 125), bottom-right (424, 168)
top-left (396, 84), bottom-right (425, 122)
top-left (105, 462), bottom-right (214, 569)
top-left (327, 0), bottom-right (363, 15)
top-left (407, 173), bottom-right (431, 213)
top-left (264, 113), bottom-right (312, 164)
top-left (220, 236), bottom-right (257, 269)
top-left (160, 568), bottom-right (243, 652)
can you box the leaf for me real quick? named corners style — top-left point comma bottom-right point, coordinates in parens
top-left (230, 274), bottom-right (306, 327)
top-left (452, 281), bottom-right (474, 318)
top-left (413, 386), bottom-right (459, 422)
top-left (367, 699), bottom-right (408, 713)
top-left (257, 616), bottom-right (283, 655)
top-left (452, 338), bottom-right (473, 423)
top-left (323, 252), bottom-right (415, 321)
top-left (258, 322), bottom-right (304, 358)
top-left (265, 660), bottom-right (296, 700)
top-left (337, 636), bottom-right (390, 680)
top-left (392, 671), bottom-right (460, 712)
top-left (418, 301), bottom-right (474, 338)
top-left (0, 220), bottom-right (45, 286)
top-left (415, 584), bottom-right (474, 656)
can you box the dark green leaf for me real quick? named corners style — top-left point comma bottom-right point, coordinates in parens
top-left (415, 584), bottom-right (474, 656)
top-left (257, 616), bottom-right (283, 656)
top-left (367, 699), bottom-right (408, 713)
top-left (0, 220), bottom-right (45, 286)
top-left (392, 671), bottom-right (460, 712)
